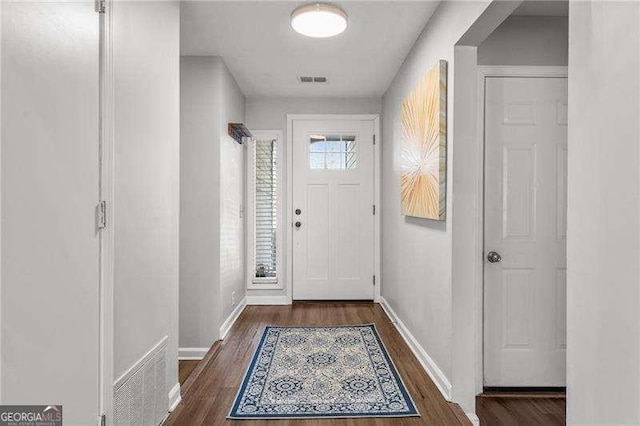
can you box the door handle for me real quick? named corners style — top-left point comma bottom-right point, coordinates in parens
top-left (487, 251), bottom-right (502, 263)
top-left (295, 221), bottom-right (302, 229)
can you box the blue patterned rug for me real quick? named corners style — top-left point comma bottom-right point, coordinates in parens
top-left (228, 324), bottom-right (419, 419)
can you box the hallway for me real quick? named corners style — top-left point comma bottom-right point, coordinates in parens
top-left (1, 1), bottom-right (638, 424)
top-left (167, 303), bottom-right (469, 425)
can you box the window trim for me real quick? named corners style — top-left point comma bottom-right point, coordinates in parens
top-left (246, 130), bottom-right (284, 290)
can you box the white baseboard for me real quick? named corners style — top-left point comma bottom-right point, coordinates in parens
top-left (178, 347), bottom-right (209, 360)
top-left (246, 294), bottom-right (290, 305)
top-left (379, 297), bottom-right (453, 401)
top-left (220, 297), bottom-right (247, 340)
top-left (466, 413), bottom-right (480, 425)
top-left (168, 382), bottom-right (181, 412)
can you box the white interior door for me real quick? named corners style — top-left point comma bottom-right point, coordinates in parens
top-left (1, 2), bottom-right (102, 423)
top-left (292, 118), bottom-right (375, 300)
top-left (483, 76), bottom-right (567, 387)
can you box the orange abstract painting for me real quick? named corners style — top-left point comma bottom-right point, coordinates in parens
top-left (400, 60), bottom-right (447, 220)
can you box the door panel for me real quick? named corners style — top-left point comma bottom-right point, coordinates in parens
top-left (502, 144), bottom-right (536, 240)
top-left (337, 184), bottom-right (360, 279)
top-left (484, 77), bottom-right (567, 387)
top-left (1, 2), bottom-right (101, 423)
top-left (502, 268), bottom-right (534, 348)
top-left (292, 119), bottom-right (374, 300)
top-left (307, 184), bottom-right (329, 280)
top-left (555, 268), bottom-right (567, 350)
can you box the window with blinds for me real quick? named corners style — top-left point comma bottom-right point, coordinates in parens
top-left (253, 138), bottom-right (278, 280)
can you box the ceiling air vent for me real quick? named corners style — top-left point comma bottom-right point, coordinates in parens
top-left (299, 76), bottom-right (329, 84)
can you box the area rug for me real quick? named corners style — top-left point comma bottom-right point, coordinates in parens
top-left (228, 324), bottom-right (419, 419)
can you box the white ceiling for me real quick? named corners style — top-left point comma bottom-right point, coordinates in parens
top-left (180, 1), bottom-right (440, 98)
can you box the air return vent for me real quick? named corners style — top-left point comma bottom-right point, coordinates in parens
top-left (114, 337), bottom-right (167, 426)
top-left (299, 76), bottom-right (329, 83)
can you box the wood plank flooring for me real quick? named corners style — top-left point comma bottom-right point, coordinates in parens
top-left (166, 303), bottom-right (469, 425)
top-left (179, 360), bottom-right (199, 386)
top-left (476, 394), bottom-right (566, 425)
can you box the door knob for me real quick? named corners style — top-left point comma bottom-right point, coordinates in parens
top-left (295, 221), bottom-right (302, 229)
top-left (487, 251), bottom-right (502, 263)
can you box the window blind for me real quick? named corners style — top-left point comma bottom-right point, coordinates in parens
top-left (254, 139), bottom-right (278, 279)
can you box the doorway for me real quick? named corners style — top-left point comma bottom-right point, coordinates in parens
top-left (288, 116), bottom-right (379, 301)
top-left (481, 70), bottom-right (568, 388)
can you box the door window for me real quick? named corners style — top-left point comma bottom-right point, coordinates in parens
top-left (309, 134), bottom-right (357, 170)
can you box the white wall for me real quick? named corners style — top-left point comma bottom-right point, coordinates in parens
top-left (112, 0), bottom-right (180, 396)
top-left (245, 97), bottom-right (381, 300)
top-left (450, 44), bottom-right (482, 417)
top-left (180, 56), bottom-right (246, 351)
top-left (246, 97), bottom-right (382, 130)
top-left (180, 56), bottom-right (223, 350)
top-left (567, 2), bottom-right (640, 424)
top-left (381, 1), bottom-right (530, 417)
top-left (220, 62), bottom-right (245, 321)
top-left (220, 60), bottom-right (246, 323)
top-left (381, 0), bottom-right (491, 397)
top-left (478, 15), bottom-right (568, 66)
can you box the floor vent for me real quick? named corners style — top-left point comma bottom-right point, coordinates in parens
top-left (299, 76), bottom-right (329, 83)
top-left (114, 337), bottom-right (168, 426)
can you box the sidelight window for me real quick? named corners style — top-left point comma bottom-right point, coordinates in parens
top-left (247, 131), bottom-right (283, 288)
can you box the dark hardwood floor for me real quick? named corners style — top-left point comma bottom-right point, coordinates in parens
top-left (476, 393), bottom-right (566, 425)
top-left (167, 303), bottom-right (469, 425)
top-left (169, 303), bottom-right (566, 425)
top-left (179, 360), bottom-right (199, 386)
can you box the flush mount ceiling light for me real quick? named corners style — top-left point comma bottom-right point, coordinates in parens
top-left (291, 3), bottom-right (348, 38)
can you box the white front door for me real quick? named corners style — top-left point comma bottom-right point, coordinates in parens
top-left (2, 2), bottom-right (102, 423)
top-left (483, 77), bottom-right (568, 387)
top-left (292, 118), bottom-right (375, 300)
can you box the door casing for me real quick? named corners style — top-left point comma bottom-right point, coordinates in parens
top-left (99, 1), bottom-right (115, 424)
top-left (286, 114), bottom-right (380, 304)
top-left (476, 66), bottom-right (568, 392)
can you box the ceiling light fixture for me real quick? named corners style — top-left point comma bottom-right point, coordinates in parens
top-left (291, 3), bottom-right (348, 38)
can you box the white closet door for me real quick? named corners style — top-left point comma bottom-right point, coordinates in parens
top-left (2, 2), bottom-right (101, 423)
top-left (484, 77), bottom-right (568, 387)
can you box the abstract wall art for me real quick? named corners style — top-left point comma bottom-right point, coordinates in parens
top-left (400, 60), bottom-right (447, 220)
